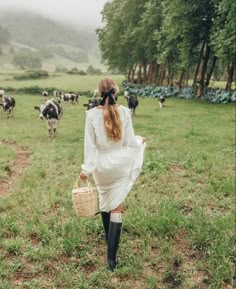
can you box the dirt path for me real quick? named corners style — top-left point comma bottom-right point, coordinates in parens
top-left (0, 140), bottom-right (31, 199)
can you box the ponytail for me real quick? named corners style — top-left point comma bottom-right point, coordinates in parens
top-left (98, 78), bottom-right (122, 142)
top-left (103, 97), bottom-right (122, 142)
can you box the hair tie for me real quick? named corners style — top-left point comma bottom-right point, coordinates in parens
top-left (100, 88), bottom-right (116, 106)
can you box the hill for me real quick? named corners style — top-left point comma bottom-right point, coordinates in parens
top-left (0, 11), bottom-right (105, 71)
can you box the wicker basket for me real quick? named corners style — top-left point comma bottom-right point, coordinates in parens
top-left (72, 179), bottom-right (98, 217)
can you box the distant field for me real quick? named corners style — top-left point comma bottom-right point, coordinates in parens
top-left (0, 71), bottom-right (234, 93)
top-left (187, 79), bottom-right (235, 90)
top-left (0, 72), bottom-right (125, 92)
top-left (0, 95), bottom-right (234, 288)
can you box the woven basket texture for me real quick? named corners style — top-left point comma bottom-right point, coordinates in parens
top-left (72, 181), bottom-right (98, 217)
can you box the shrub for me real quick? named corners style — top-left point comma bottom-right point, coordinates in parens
top-left (86, 65), bottom-right (102, 75)
top-left (19, 86), bottom-right (56, 95)
top-left (0, 86), bottom-right (93, 96)
top-left (202, 88), bottom-right (235, 103)
top-left (123, 83), bottom-right (236, 104)
top-left (14, 70), bottom-right (49, 80)
top-left (67, 67), bottom-right (87, 75)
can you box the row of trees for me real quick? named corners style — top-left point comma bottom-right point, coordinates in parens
top-left (97, 0), bottom-right (235, 95)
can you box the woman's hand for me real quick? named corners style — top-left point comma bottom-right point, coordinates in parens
top-left (142, 137), bottom-right (147, 144)
top-left (79, 173), bottom-right (87, 181)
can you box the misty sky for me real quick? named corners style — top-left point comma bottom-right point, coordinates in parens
top-left (0, 0), bottom-right (108, 28)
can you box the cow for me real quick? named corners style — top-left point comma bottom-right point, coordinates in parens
top-left (124, 90), bottom-right (129, 98)
top-left (159, 95), bottom-right (166, 108)
top-left (74, 93), bottom-right (79, 103)
top-left (83, 99), bottom-right (100, 110)
top-left (42, 91), bottom-right (49, 97)
top-left (53, 90), bottom-right (63, 98)
top-left (0, 89), bottom-right (5, 98)
top-left (124, 94), bottom-right (139, 115)
top-left (61, 93), bottom-right (79, 104)
top-left (34, 99), bottom-right (63, 138)
top-left (0, 96), bottom-right (16, 118)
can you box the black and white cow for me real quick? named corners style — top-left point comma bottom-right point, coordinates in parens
top-left (124, 94), bottom-right (139, 115)
top-left (159, 95), bottom-right (166, 108)
top-left (0, 96), bottom-right (16, 118)
top-left (53, 90), bottom-right (63, 98)
top-left (42, 91), bottom-right (49, 97)
top-left (61, 93), bottom-right (79, 104)
top-left (83, 99), bottom-right (100, 110)
top-left (34, 99), bottom-right (63, 138)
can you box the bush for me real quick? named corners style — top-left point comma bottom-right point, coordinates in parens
top-left (67, 67), bottom-right (87, 75)
top-left (124, 84), bottom-right (179, 98)
top-left (202, 88), bottom-right (235, 103)
top-left (19, 86), bottom-right (56, 95)
top-left (14, 70), bottom-right (49, 80)
top-left (0, 86), bottom-right (93, 96)
top-left (123, 83), bottom-right (236, 104)
top-left (86, 65), bottom-right (102, 75)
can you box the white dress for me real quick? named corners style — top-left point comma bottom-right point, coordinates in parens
top-left (81, 105), bottom-right (146, 212)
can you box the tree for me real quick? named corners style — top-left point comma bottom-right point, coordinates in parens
top-left (0, 25), bottom-right (10, 44)
top-left (97, 0), bottom-right (234, 93)
top-left (211, 0), bottom-right (236, 90)
top-left (97, 0), bottom-right (163, 84)
top-left (12, 49), bottom-right (42, 69)
top-left (156, 0), bottom-right (217, 94)
top-left (86, 65), bottom-right (102, 75)
top-left (97, 0), bottom-right (134, 74)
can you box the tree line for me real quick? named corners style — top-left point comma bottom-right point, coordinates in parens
top-left (97, 0), bottom-right (235, 96)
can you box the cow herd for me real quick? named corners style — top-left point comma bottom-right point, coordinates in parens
top-left (42, 90), bottom-right (80, 104)
top-left (0, 87), bottom-right (166, 138)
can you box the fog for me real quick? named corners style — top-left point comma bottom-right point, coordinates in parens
top-left (0, 0), bottom-right (108, 28)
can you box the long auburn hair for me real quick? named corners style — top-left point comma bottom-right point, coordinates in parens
top-left (98, 78), bottom-right (122, 142)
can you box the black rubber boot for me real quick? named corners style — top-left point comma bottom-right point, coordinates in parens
top-left (107, 222), bottom-right (122, 271)
top-left (101, 212), bottom-right (110, 243)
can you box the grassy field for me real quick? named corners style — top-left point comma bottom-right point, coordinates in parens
top-left (0, 72), bottom-right (125, 92)
top-left (0, 92), bottom-right (235, 288)
top-left (0, 71), bottom-right (234, 93)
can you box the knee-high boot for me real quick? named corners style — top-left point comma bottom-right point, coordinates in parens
top-left (101, 211), bottom-right (110, 242)
top-left (107, 214), bottom-right (122, 271)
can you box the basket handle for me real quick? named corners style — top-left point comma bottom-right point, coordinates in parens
top-left (73, 177), bottom-right (93, 190)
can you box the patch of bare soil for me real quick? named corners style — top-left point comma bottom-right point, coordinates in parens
top-left (0, 140), bottom-right (31, 199)
top-left (170, 164), bottom-right (185, 176)
top-left (174, 229), bottom-right (212, 288)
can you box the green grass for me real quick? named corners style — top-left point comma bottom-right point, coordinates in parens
top-left (0, 92), bottom-right (235, 288)
top-left (187, 79), bottom-right (235, 90)
top-left (0, 70), bottom-right (234, 92)
top-left (0, 72), bottom-right (125, 92)
top-left (0, 143), bottom-right (16, 178)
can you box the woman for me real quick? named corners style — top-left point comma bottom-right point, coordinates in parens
top-left (80, 78), bottom-right (146, 271)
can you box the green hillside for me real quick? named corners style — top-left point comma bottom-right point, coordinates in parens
top-left (0, 11), bottom-right (105, 72)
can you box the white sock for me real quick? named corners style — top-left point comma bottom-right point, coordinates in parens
top-left (110, 213), bottom-right (122, 223)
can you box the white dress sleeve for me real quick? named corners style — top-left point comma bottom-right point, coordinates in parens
top-left (123, 110), bottom-right (143, 147)
top-left (81, 111), bottom-right (97, 176)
